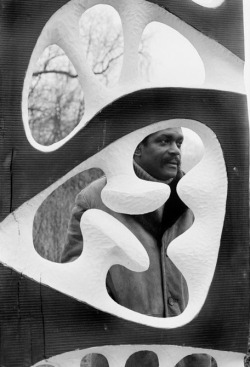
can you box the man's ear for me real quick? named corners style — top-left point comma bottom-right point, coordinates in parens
top-left (134, 144), bottom-right (142, 157)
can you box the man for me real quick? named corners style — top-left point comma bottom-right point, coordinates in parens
top-left (61, 127), bottom-right (213, 367)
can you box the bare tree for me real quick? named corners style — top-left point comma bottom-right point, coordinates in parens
top-left (79, 7), bottom-right (124, 87)
top-left (28, 6), bottom-right (151, 146)
top-left (28, 45), bottom-right (84, 145)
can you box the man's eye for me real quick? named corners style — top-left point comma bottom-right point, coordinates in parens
top-left (177, 141), bottom-right (183, 148)
top-left (159, 139), bottom-right (169, 144)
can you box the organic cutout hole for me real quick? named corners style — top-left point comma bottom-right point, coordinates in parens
top-left (81, 353), bottom-right (109, 367)
top-left (79, 4), bottom-right (124, 87)
top-left (176, 353), bottom-right (217, 366)
top-left (33, 168), bottom-right (104, 263)
top-left (125, 351), bottom-right (159, 367)
top-left (107, 126), bottom-right (204, 318)
top-left (33, 125), bottom-right (206, 321)
top-left (134, 127), bottom-right (204, 177)
top-left (28, 44), bottom-right (84, 146)
top-left (139, 22), bottom-right (205, 86)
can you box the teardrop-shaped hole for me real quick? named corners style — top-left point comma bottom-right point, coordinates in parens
top-left (33, 168), bottom-right (104, 263)
top-left (176, 353), bottom-right (217, 366)
top-left (79, 5), bottom-right (124, 87)
top-left (81, 353), bottom-right (109, 367)
top-left (28, 44), bottom-right (84, 146)
top-left (139, 21), bottom-right (205, 87)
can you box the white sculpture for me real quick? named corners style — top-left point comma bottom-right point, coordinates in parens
top-left (31, 344), bottom-right (244, 367)
top-left (22, 0), bottom-right (245, 152)
top-left (0, 118), bottom-right (227, 329)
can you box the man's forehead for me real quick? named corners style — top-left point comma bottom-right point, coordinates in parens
top-left (150, 127), bottom-right (183, 139)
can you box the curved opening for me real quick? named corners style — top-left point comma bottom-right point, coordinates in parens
top-left (33, 168), bottom-right (104, 263)
top-left (28, 44), bottom-right (84, 146)
top-left (79, 4), bottom-right (124, 87)
top-left (139, 21), bottom-right (205, 87)
top-left (107, 126), bottom-right (204, 318)
top-left (31, 116), bottom-right (226, 328)
top-left (176, 353), bottom-right (217, 366)
top-left (125, 351), bottom-right (159, 367)
top-left (134, 126), bottom-right (204, 178)
top-left (81, 353), bottom-right (109, 367)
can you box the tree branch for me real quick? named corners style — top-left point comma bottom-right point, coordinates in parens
top-left (33, 70), bottom-right (78, 78)
top-left (93, 52), bottom-right (123, 75)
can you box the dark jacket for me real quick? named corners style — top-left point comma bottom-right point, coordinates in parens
top-left (61, 164), bottom-right (214, 367)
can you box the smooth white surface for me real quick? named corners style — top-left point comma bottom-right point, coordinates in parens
top-left (140, 21), bottom-right (206, 86)
top-left (101, 175), bottom-right (170, 214)
top-left (0, 119), bottom-right (227, 329)
top-left (191, 0), bottom-right (224, 8)
top-left (32, 344), bottom-right (244, 367)
top-left (22, 0), bottom-right (244, 152)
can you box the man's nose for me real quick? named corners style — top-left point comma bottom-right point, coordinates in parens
top-left (168, 142), bottom-right (181, 155)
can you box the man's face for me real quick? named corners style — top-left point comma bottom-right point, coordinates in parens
top-left (135, 128), bottom-right (183, 181)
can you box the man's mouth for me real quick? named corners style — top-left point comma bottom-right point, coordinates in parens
top-left (165, 159), bottom-right (180, 167)
top-left (167, 163), bottom-right (178, 169)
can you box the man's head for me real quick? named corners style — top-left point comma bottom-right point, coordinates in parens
top-left (134, 127), bottom-right (183, 181)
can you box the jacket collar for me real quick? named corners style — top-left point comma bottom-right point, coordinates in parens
top-left (133, 160), bottom-right (173, 185)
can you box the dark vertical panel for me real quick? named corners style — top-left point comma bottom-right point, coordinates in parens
top-left (0, 0), bottom-right (68, 220)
